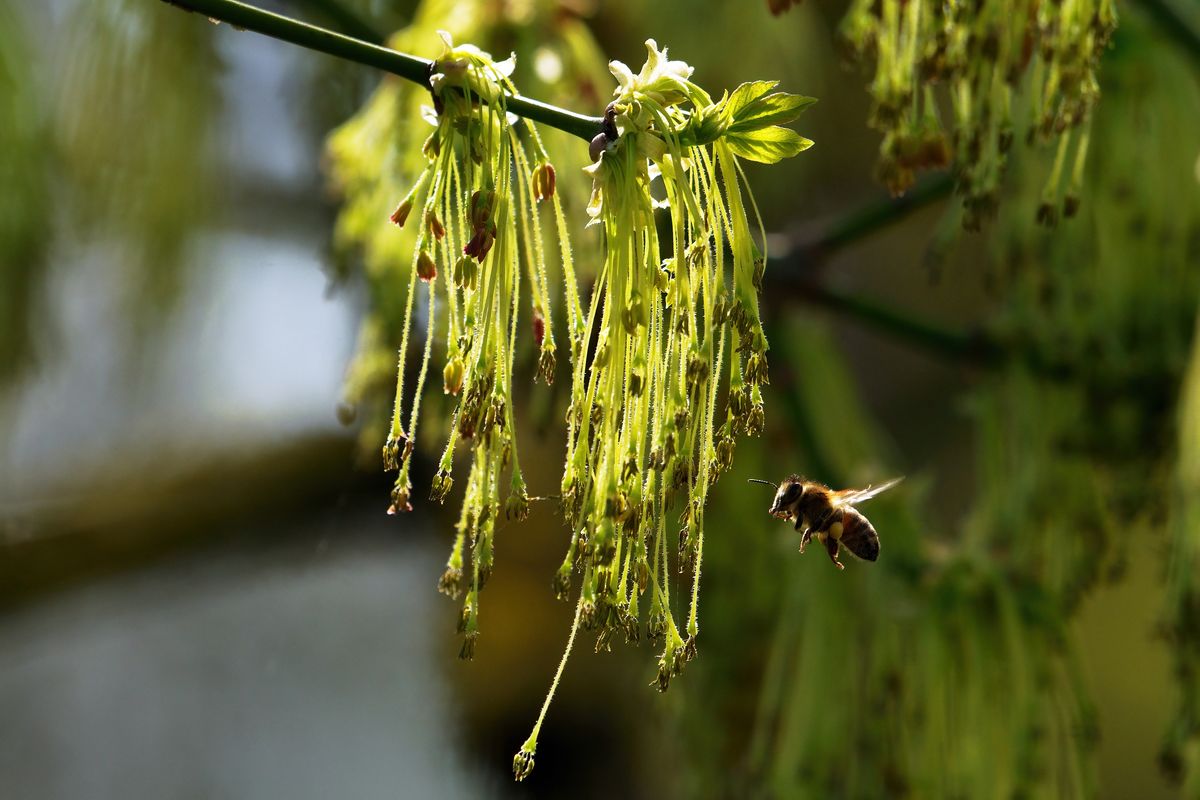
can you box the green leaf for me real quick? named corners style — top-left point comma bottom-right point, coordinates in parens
top-left (725, 126), bottom-right (814, 163)
top-left (722, 80), bottom-right (779, 122)
top-left (729, 91), bottom-right (817, 133)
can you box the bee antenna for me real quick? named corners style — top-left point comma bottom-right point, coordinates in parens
top-left (747, 478), bottom-right (778, 490)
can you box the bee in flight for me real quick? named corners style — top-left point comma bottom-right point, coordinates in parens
top-left (748, 476), bottom-right (902, 569)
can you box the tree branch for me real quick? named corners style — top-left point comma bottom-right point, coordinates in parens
top-left (160, 0), bottom-right (606, 141)
top-left (759, 173), bottom-right (976, 362)
top-left (768, 173), bottom-right (954, 268)
top-left (1137, 0), bottom-right (1200, 73)
top-left (285, 0), bottom-right (383, 45)
top-left (784, 279), bottom-right (993, 364)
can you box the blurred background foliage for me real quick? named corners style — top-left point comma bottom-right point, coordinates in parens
top-left (1, 0), bottom-right (1199, 798)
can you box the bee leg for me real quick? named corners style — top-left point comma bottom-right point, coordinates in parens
top-left (824, 535), bottom-right (844, 570)
top-left (794, 516), bottom-right (811, 552)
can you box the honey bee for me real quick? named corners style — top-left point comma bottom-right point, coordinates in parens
top-left (748, 476), bottom-right (902, 569)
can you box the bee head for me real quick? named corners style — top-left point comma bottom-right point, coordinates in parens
top-left (769, 477), bottom-right (804, 519)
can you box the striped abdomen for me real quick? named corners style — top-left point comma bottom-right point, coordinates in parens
top-left (837, 507), bottom-right (880, 562)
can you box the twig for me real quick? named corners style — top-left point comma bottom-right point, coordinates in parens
top-left (160, 0), bottom-right (606, 141)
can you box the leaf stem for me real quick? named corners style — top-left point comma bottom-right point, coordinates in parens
top-left (159, 0), bottom-right (606, 141)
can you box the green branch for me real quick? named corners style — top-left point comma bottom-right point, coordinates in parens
top-left (779, 173), bottom-right (955, 264)
top-left (160, 0), bottom-right (606, 141)
top-left (760, 175), bottom-right (1084, 381)
top-left (286, 0), bottom-right (383, 45)
top-left (1137, 0), bottom-right (1200, 73)
top-left (789, 280), bottom-right (989, 364)
top-left (762, 174), bottom-right (971, 362)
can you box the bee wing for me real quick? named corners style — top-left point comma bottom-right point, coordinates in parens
top-left (831, 477), bottom-right (903, 508)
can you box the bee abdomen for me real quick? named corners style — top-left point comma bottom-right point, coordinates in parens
top-left (839, 508), bottom-right (880, 561)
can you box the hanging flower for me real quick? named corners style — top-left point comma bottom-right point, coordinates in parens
top-left (514, 39), bottom-right (813, 780)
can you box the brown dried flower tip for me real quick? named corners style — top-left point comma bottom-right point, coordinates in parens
top-left (425, 210), bottom-right (446, 240)
top-left (429, 470), bottom-right (454, 503)
top-left (417, 249), bottom-right (437, 282)
top-left (388, 198), bottom-right (412, 227)
top-left (437, 566), bottom-right (463, 598)
top-left (387, 479), bottom-right (412, 514)
top-left (458, 631), bottom-right (479, 661)
top-left (532, 306), bottom-right (546, 347)
top-left (506, 490), bottom-right (531, 521)
top-left (463, 226), bottom-right (495, 261)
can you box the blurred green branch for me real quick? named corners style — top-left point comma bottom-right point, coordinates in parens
top-left (1138, 0), bottom-right (1200, 72)
top-left (787, 280), bottom-right (987, 363)
top-left (763, 173), bottom-right (982, 364)
top-left (762, 175), bottom-right (1124, 385)
top-left (774, 173), bottom-right (955, 263)
top-left (286, 0), bottom-right (383, 45)
top-left (159, 0), bottom-right (606, 141)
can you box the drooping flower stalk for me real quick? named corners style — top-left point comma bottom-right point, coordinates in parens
top-left (380, 33), bottom-right (572, 658)
top-left (515, 40), bottom-right (813, 779)
top-left (346, 27), bottom-right (811, 781)
top-left (838, 0), bottom-right (1117, 228)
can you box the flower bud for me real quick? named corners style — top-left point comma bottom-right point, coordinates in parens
top-left (513, 747), bottom-right (536, 782)
top-left (746, 403), bottom-right (765, 436)
top-left (426, 210), bottom-right (445, 240)
top-left (464, 226), bottom-right (495, 261)
top-left (532, 162), bottom-right (556, 202)
top-left (1036, 201), bottom-right (1058, 228)
top-left (746, 352), bottom-right (769, 386)
top-left (422, 132), bottom-right (440, 160)
top-left (388, 198), bottom-right (413, 227)
top-left (437, 565), bottom-right (463, 598)
top-left (654, 654), bottom-right (674, 693)
top-left (506, 491), bottom-right (530, 521)
top-left (469, 189), bottom-right (494, 231)
top-left (453, 255), bottom-right (478, 289)
top-left (430, 469), bottom-right (454, 503)
top-left (532, 306), bottom-right (546, 347)
top-left (443, 356), bottom-right (464, 395)
top-left (382, 434), bottom-right (402, 471)
top-left (589, 132), bottom-right (609, 163)
top-left (387, 478), bottom-right (412, 514)
top-left (417, 249), bottom-right (437, 282)
top-left (1063, 194), bottom-right (1080, 219)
